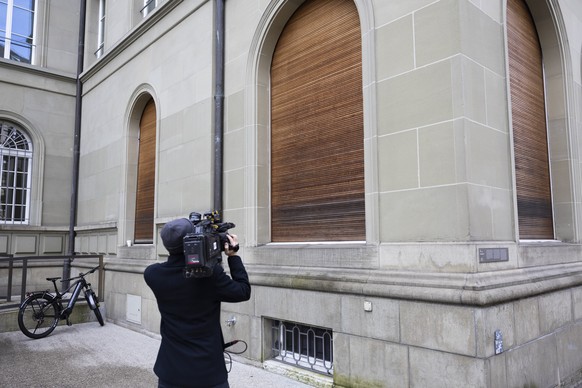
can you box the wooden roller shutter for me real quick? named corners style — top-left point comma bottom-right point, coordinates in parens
top-left (271, 0), bottom-right (365, 242)
top-left (134, 98), bottom-right (156, 243)
top-left (507, 0), bottom-right (554, 239)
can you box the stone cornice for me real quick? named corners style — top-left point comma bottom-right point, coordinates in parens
top-left (246, 262), bottom-right (582, 306)
top-left (0, 58), bottom-right (76, 95)
top-left (0, 57), bottom-right (75, 81)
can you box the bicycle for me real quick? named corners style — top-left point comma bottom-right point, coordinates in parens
top-left (17, 265), bottom-right (104, 339)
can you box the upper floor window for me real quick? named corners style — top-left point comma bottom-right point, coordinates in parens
top-left (141, 0), bottom-right (157, 18)
top-left (0, 0), bottom-right (36, 64)
top-left (95, 0), bottom-right (105, 58)
top-left (0, 121), bottom-right (32, 224)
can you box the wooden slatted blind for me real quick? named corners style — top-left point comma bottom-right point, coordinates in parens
top-left (134, 98), bottom-right (156, 243)
top-left (507, 0), bottom-right (554, 239)
top-left (270, 0), bottom-right (365, 242)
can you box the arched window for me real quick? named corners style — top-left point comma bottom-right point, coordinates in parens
top-left (270, 0), bottom-right (365, 242)
top-left (0, 121), bottom-right (32, 224)
top-left (134, 98), bottom-right (156, 243)
top-left (507, 0), bottom-right (554, 239)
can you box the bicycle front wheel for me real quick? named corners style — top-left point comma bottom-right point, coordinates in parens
top-left (85, 290), bottom-right (104, 326)
top-left (18, 294), bottom-right (60, 339)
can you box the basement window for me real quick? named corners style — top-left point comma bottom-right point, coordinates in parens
top-left (270, 319), bottom-right (333, 375)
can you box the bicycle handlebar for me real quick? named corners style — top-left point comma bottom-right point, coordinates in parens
top-left (60, 265), bottom-right (100, 283)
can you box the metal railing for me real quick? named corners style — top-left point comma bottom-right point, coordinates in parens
top-left (0, 254), bottom-right (104, 307)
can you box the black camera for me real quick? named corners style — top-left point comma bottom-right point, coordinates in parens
top-left (183, 211), bottom-right (236, 278)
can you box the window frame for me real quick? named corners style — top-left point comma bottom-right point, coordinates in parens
top-left (0, 0), bottom-right (37, 64)
top-left (0, 121), bottom-right (32, 225)
top-left (95, 0), bottom-right (105, 58)
top-left (140, 0), bottom-right (157, 18)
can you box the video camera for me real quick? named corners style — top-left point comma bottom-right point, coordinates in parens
top-left (183, 211), bottom-right (237, 278)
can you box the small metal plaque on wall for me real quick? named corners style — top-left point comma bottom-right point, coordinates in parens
top-left (478, 248), bottom-right (509, 263)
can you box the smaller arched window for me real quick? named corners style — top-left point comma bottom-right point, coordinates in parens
top-left (0, 121), bottom-right (32, 224)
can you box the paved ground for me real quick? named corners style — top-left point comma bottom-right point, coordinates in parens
top-left (0, 322), bottom-right (313, 388)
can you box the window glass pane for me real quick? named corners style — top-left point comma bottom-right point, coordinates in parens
top-left (4, 185), bottom-right (13, 202)
top-left (10, 38), bottom-right (32, 62)
top-left (7, 3), bottom-right (34, 63)
top-left (142, 0), bottom-right (156, 16)
top-left (14, 0), bottom-right (34, 11)
top-left (15, 188), bottom-right (26, 205)
top-left (14, 205), bottom-right (24, 221)
top-left (1, 205), bottom-right (12, 220)
top-left (12, 7), bottom-right (33, 36)
top-left (15, 171), bottom-right (25, 187)
top-left (0, 3), bottom-right (7, 31)
top-left (6, 170), bottom-right (15, 186)
top-left (0, 168), bottom-right (6, 186)
top-left (16, 157), bottom-right (27, 172)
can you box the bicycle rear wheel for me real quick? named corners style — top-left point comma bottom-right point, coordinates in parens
top-left (18, 294), bottom-right (60, 339)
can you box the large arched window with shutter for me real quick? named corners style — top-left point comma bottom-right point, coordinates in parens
top-left (507, 0), bottom-right (554, 240)
top-left (134, 98), bottom-right (156, 243)
top-left (270, 0), bottom-right (365, 242)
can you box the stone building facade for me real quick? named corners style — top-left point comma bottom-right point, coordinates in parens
top-left (1, 0), bottom-right (582, 386)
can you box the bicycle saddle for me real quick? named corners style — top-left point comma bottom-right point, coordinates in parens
top-left (46, 277), bottom-right (61, 281)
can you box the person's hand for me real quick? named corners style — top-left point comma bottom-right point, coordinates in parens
top-left (224, 234), bottom-right (240, 256)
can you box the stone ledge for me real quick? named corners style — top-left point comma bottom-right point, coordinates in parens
top-left (247, 262), bottom-right (582, 306)
top-left (117, 245), bottom-right (156, 260)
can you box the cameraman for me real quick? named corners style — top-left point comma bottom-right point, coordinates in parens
top-left (144, 218), bottom-right (251, 388)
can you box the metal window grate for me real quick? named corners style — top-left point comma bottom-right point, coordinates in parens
top-left (271, 319), bottom-right (333, 375)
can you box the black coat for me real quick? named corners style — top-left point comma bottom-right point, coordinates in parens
top-left (144, 254), bottom-right (251, 387)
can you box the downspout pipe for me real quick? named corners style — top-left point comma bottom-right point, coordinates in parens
top-left (65, 0), bottom-right (87, 284)
top-left (213, 0), bottom-right (225, 215)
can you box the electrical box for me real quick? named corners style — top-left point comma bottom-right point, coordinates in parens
top-left (126, 294), bottom-right (142, 324)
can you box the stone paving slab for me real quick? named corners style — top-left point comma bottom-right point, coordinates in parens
top-left (0, 322), bottom-right (313, 388)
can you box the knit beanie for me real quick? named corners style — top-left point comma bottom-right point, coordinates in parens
top-left (160, 218), bottom-right (194, 254)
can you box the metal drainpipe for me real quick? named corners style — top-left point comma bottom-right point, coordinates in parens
top-left (65, 0), bottom-right (87, 284)
top-left (213, 0), bottom-right (225, 216)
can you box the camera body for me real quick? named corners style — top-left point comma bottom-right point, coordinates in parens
top-left (183, 211), bottom-right (235, 278)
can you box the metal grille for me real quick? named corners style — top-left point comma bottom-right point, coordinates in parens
top-left (271, 320), bottom-right (333, 375)
top-left (0, 121), bottom-right (32, 224)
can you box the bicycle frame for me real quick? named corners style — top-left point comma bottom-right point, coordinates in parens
top-left (18, 265), bottom-right (104, 339)
top-left (27, 267), bottom-right (98, 321)
top-left (58, 278), bottom-right (87, 319)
